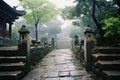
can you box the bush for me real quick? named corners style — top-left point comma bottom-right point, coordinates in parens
top-left (31, 40), bottom-right (37, 45)
top-left (30, 46), bottom-right (52, 66)
top-left (96, 17), bottom-right (120, 46)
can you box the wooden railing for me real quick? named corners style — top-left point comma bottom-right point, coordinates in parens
top-left (0, 30), bottom-right (10, 38)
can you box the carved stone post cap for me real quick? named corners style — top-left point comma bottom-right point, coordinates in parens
top-left (18, 25), bottom-right (30, 34)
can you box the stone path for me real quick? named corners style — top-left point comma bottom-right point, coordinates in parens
top-left (23, 49), bottom-right (96, 80)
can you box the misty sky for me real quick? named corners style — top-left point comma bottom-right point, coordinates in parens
top-left (4, 0), bottom-right (75, 8)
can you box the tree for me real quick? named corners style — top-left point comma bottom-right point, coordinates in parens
top-left (61, 0), bottom-right (120, 46)
top-left (47, 25), bottom-right (61, 36)
top-left (63, 0), bottom-right (120, 40)
top-left (21, 0), bottom-right (59, 42)
top-left (71, 0), bottom-right (104, 38)
top-left (12, 26), bottom-right (19, 44)
top-left (61, 6), bottom-right (76, 20)
top-left (69, 27), bottom-right (83, 40)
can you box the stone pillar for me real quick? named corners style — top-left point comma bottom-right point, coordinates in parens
top-left (18, 25), bottom-right (31, 70)
top-left (84, 28), bottom-right (95, 71)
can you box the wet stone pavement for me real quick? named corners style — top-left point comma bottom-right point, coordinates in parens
top-left (23, 49), bottom-right (96, 80)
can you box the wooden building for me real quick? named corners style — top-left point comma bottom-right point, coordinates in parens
top-left (0, 0), bottom-right (25, 39)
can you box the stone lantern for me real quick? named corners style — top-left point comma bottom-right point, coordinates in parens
top-left (18, 25), bottom-right (31, 70)
top-left (84, 27), bottom-right (94, 49)
top-left (74, 35), bottom-right (79, 46)
top-left (18, 25), bottom-right (30, 54)
top-left (84, 27), bottom-right (95, 71)
top-left (18, 25), bottom-right (30, 42)
top-left (84, 27), bottom-right (94, 42)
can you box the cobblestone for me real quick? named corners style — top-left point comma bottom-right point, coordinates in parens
top-left (22, 49), bottom-right (96, 80)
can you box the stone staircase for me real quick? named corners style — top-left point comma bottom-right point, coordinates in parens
top-left (0, 46), bottom-right (27, 80)
top-left (92, 47), bottom-right (120, 80)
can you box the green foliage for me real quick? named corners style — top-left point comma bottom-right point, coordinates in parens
top-left (72, 21), bottom-right (80, 26)
top-left (69, 27), bottom-right (83, 39)
top-left (21, 0), bottom-right (60, 41)
top-left (61, 6), bottom-right (75, 20)
top-left (47, 25), bottom-right (62, 35)
top-left (81, 16), bottom-right (95, 30)
top-left (96, 17), bottom-right (120, 46)
top-left (22, 0), bottom-right (59, 25)
top-left (61, 0), bottom-right (96, 30)
top-left (97, 0), bottom-right (119, 21)
top-left (30, 46), bottom-right (52, 66)
top-left (63, 0), bottom-right (120, 33)
top-left (41, 37), bottom-right (48, 44)
top-left (74, 0), bottom-right (120, 46)
top-left (102, 17), bottom-right (120, 37)
top-left (76, 0), bottom-right (92, 16)
top-left (12, 26), bottom-right (19, 44)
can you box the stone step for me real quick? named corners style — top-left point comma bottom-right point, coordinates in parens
top-left (92, 54), bottom-right (120, 61)
top-left (95, 61), bottom-right (120, 71)
top-left (0, 63), bottom-right (26, 71)
top-left (0, 50), bottom-right (18, 56)
top-left (0, 56), bottom-right (26, 63)
top-left (94, 47), bottom-right (120, 54)
top-left (0, 46), bottom-right (26, 56)
top-left (0, 50), bottom-right (26, 56)
top-left (103, 71), bottom-right (120, 80)
top-left (0, 46), bottom-right (18, 51)
top-left (0, 46), bottom-right (28, 80)
top-left (0, 71), bottom-right (22, 80)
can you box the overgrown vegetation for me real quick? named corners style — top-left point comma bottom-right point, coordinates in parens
top-left (62, 0), bottom-right (120, 46)
top-left (30, 46), bottom-right (52, 69)
top-left (97, 17), bottom-right (120, 46)
top-left (11, 26), bottom-right (19, 44)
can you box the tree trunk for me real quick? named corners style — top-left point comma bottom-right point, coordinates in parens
top-left (92, 0), bottom-right (104, 40)
top-left (35, 23), bottom-right (38, 42)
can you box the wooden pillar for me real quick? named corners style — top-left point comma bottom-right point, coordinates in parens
top-left (9, 23), bottom-right (12, 39)
top-left (0, 19), bottom-right (3, 38)
top-left (3, 19), bottom-right (6, 38)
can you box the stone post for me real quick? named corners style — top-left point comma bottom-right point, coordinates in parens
top-left (84, 27), bottom-right (95, 71)
top-left (18, 25), bottom-right (31, 70)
